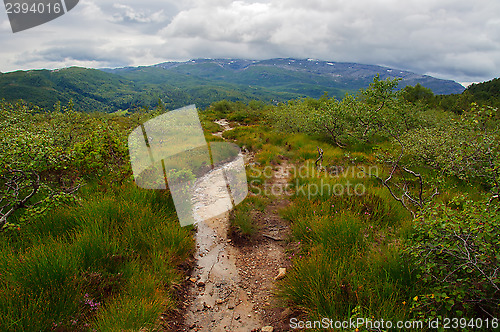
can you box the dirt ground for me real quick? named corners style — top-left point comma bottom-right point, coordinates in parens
top-left (162, 121), bottom-right (295, 332)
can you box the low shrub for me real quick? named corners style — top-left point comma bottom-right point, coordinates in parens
top-left (406, 196), bottom-right (500, 320)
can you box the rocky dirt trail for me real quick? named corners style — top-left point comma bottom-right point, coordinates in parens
top-left (169, 120), bottom-right (294, 332)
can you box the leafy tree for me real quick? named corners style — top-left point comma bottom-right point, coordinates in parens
top-left (401, 83), bottom-right (435, 105)
top-left (0, 101), bottom-right (76, 228)
top-left (310, 98), bottom-right (352, 147)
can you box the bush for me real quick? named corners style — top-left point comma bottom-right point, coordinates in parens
top-left (406, 196), bottom-right (500, 319)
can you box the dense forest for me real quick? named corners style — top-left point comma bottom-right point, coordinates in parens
top-left (0, 75), bottom-right (499, 331)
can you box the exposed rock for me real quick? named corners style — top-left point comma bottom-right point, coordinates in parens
top-left (275, 268), bottom-right (286, 280)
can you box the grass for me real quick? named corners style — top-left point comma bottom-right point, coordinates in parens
top-left (221, 123), bottom-right (419, 323)
top-left (91, 260), bottom-right (167, 331)
top-left (222, 115), bottom-right (499, 327)
top-left (229, 195), bottom-right (268, 239)
top-left (223, 126), bottom-right (416, 320)
top-left (220, 124), bottom-right (422, 328)
top-left (279, 186), bottom-right (418, 326)
top-left (0, 183), bottom-right (194, 331)
top-left (2, 97), bottom-right (493, 331)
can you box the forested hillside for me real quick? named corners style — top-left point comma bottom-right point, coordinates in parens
top-left (0, 68), bottom-right (142, 112)
top-left (0, 59), bottom-right (465, 114)
top-left (467, 77), bottom-right (500, 108)
top-left (400, 77), bottom-right (500, 114)
top-left (0, 75), bottom-right (498, 331)
top-left (0, 67), bottom-right (297, 113)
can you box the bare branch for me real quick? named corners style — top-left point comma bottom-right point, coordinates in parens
top-left (315, 146), bottom-right (324, 170)
top-left (323, 124), bottom-right (345, 148)
top-left (402, 167), bottom-right (424, 208)
top-left (0, 169), bottom-right (41, 227)
top-left (357, 165), bottom-right (416, 218)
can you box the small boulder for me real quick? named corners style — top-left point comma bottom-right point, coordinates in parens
top-left (275, 268), bottom-right (286, 280)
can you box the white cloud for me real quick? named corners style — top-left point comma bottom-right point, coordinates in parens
top-left (111, 4), bottom-right (168, 24)
top-left (0, 0), bottom-right (498, 83)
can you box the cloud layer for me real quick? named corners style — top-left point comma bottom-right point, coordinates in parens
top-left (1, 0), bottom-right (499, 84)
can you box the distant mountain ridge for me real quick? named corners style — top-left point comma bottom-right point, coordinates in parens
top-left (0, 58), bottom-right (465, 113)
top-left (105, 58), bottom-right (465, 99)
top-left (159, 58), bottom-right (465, 94)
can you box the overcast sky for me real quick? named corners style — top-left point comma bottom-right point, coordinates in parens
top-left (1, 0), bottom-right (499, 85)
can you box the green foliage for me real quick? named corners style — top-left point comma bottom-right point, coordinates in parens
top-left (419, 77), bottom-right (500, 114)
top-left (202, 99), bottom-right (267, 126)
top-left (0, 60), bottom-right (471, 115)
top-left (406, 197), bottom-right (500, 319)
top-left (0, 68), bottom-right (148, 112)
top-left (0, 184), bottom-right (193, 331)
top-left (227, 100), bottom-right (267, 124)
top-left (210, 99), bottom-right (236, 115)
top-left (268, 76), bottom-right (422, 147)
top-left (252, 75), bottom-right (500, 325)
top-left (401, 78), bottom-right (500, 114)
top-left (0, 98), bottom-right (202, 330)
top-left (2, 71), bottom-right (499, 331)
top-left (229, 195), bottom-right (267, 238)
top-left (229, 207), bottom-right (256, 238)
top-left (402, 103), bottom-right (500, 197)
top-left (466, 77), bottom-right (500, 109)
top-left (279, 176), bottom-right (415, 322)
top-left (0, 101), bottom-right (131, 180)
top-left (0, 66), bottom-right (291, 113)
top-left (402, 83), bottom-right (435, 105)
top-left (0, 100), bottom-right (145, 228)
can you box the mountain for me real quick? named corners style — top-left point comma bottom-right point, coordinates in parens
top-left (145, 58), bottom-right (465, 96)
top-left (0, 58), bottom-right (465, 112)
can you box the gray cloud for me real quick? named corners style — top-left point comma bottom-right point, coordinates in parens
top-left (15, 40), bottom-right (133, 68)
top-left (0, 0), bottom-right (499, 84)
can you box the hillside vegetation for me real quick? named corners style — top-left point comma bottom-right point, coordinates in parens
top-left (403, 77), bottom-right (500, 114)
top-left (0, 75), bottom-right (498, 331)
top-left (0, 67), bottom-right (297, 113)
top-left (0, 58), bottom-right (465, 113)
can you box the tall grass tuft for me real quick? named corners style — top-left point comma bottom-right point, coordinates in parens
top-left (229, 195), bottom-right (268, 238)
top-left (0, 182), bottom-right (194, 331)
top-left (279, 159), bottom-right (416, 324)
